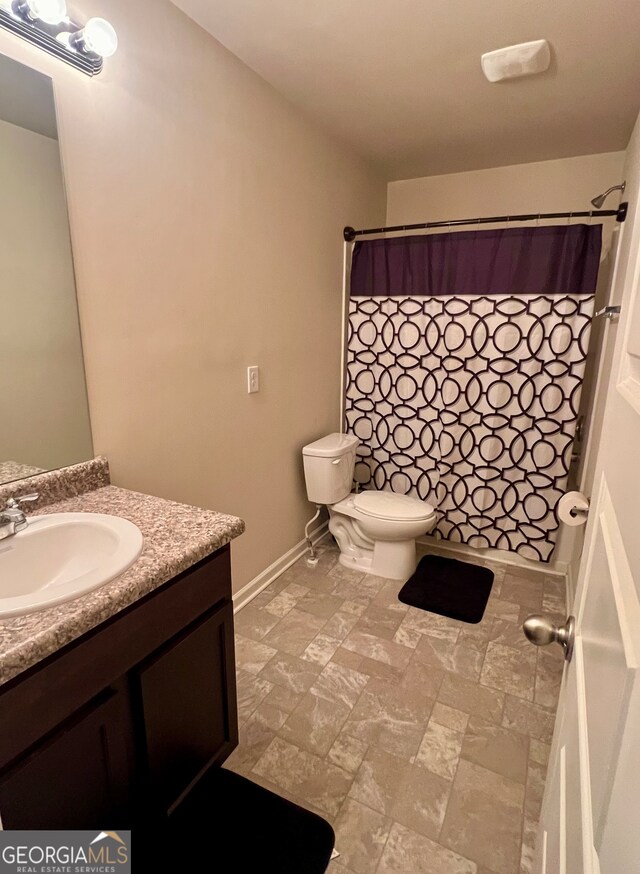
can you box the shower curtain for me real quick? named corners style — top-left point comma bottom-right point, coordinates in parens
top-left (345, 224), bottom-right (602, 561)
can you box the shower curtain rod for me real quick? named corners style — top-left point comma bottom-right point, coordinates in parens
top-left (343, 202), bottom-right (628, 241)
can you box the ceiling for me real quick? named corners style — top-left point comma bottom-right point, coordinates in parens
top-left (171, 0), bottom-right (640, 181)
top-left (0, 53), bottom-right (57, 140)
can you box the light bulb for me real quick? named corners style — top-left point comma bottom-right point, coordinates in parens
top-left (24, 0), bottom-right (67, 24)
top-left (79, 17), bottom-right (118, 57)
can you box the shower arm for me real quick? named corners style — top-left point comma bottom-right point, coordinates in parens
top-left (590, 182), bottom-right (626, 210)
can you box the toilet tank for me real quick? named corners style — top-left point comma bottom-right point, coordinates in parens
top-left (302, 433), bottom-right (359, 505)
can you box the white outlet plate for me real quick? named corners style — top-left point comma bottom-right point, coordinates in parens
top-left (247, 365), bottom-right (260, 394)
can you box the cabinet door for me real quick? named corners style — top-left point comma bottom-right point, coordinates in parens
top-left (0, 686), bottom-right (134, 829)
top-left (135, 602), bottom-right (237, 814)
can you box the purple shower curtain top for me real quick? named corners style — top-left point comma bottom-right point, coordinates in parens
top-left (350, 224), bottom-right (602, 298)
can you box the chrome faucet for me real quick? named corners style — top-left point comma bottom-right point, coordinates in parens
top-left (0, 493), bottom-right (39, 541)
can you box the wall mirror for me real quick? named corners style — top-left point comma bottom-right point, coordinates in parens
top-left (0, 52), bottom-right (93, 487)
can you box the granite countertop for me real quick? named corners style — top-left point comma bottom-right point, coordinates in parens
top-left (0, 484), bottom-right (245, 686)
top-left (0, 461), bottom-right (45, 485)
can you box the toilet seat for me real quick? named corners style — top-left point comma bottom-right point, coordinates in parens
top-left (353, 491), bottom-right (434, 522)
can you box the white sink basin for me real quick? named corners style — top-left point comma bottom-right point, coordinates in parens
top-left (0, 513), bottom-right (144, 618)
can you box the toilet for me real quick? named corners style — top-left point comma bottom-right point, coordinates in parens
top-left (302, 433), bottom-right (437, 580)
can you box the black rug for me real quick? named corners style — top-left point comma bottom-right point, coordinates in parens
top-left (399, 554), bottom-right (494, 624)
top-left (160, 766), bottom-right (336, 872)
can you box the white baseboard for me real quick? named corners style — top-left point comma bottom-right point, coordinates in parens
top-left (416, 536), bottom-right (567, 579)
top-left (233, 522), bottom-right (331, 613)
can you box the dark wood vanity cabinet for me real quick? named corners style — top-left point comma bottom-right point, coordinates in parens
top-left (134, 603), bottom-right (236, 815)
top-left (0, 685), bottom-right (136, 828)
top-left (0, 546), bottom-right (238, 828)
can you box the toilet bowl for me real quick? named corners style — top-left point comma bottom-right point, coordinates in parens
top-left (302, 433), bottom-right (436, 580)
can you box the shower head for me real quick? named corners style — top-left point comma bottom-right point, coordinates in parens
top-left (591, 182), bottom-right (626, 210)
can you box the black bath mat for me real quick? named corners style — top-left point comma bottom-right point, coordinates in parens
top-left (159, 766), bottom-right (335, 873)
top-left (399, 554), bottom-right (494, 624)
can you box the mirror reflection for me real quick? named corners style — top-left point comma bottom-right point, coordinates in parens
top-left (0, 53), bottom-right (93, 486)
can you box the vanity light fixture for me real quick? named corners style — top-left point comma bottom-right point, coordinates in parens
top-left (15, 0), bottom-right (67, 25)
top-left (69, 16), bottom-right (117, 58)
top-left (0, 0), bottom-right (117, 75)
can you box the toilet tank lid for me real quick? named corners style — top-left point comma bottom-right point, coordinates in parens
top-left (302, 432), bottom-right (359, 458)
top-left (354, 490), bottom-right (435, 521)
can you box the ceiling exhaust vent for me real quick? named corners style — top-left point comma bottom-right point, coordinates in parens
top-left (481, 39), bottom-right (550, 83)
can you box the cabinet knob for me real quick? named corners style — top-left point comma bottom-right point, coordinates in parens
top-left (523, 614), bottom-right (575, 662)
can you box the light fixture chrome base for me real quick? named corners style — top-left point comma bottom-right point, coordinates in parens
top-left (0, 6), bottom-right (103, 76)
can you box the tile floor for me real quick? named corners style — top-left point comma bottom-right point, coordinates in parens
top-left (224, 540), bottom-right (566, 874)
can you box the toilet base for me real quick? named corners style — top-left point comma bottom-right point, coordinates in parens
top-left (328, 501), bottom-right (430, 581)
top-left (337, 549), bottom-right (373, 575)
top-left (334, 535), bottom-right (418, 580)
top-left (371, 538), bottom-right (418, 580)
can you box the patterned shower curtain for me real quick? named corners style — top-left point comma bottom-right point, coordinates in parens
top-left (345, 225), bottom-right (602, 561)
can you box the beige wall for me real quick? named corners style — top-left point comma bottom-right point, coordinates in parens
top-left (0, 0), bottom-right (385, 591)
top-left (387, 152), bottom-right (626, 237)
top-left (0, 118), bottom-right (92, 472)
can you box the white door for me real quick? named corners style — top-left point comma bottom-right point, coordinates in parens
top-left (534, 179), bottom-right (640, 873)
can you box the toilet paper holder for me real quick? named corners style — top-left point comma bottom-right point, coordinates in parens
top-left (558, 491), bottom-right (590, 526)
top-left (569, 505), bottom-right (589, 518)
